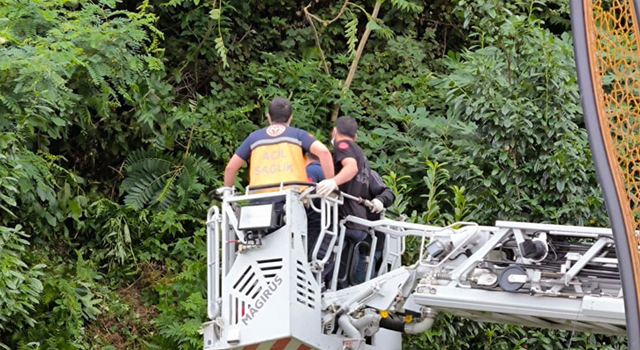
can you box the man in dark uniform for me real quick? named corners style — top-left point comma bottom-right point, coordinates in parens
top-left (317, 116), bottom-right (394, 285)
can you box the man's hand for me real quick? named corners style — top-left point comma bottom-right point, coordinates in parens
top-left (316, 179), bottom-right (338, 197)
top-left (216, 186), bottom-right (234, 199)
top-left (370, 198), bottom-right (384, 214)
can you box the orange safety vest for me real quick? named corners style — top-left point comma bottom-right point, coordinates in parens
top-left (249, 141), bottom-right (307, 188)
top-left (235, 124), bottom-right (315, 192)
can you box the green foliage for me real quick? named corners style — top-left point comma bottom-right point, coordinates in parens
top-left (122, 149), bottom-right (215, 211)
top-left (444, 185), bottom-right (477, 223)
top-left (11, 253), bottom-right (105, 349)
top-left (87, 199), bottom-right (145, 269)
top-left (389, 0), bottom-right (424, 14)
top-left (0, 225), bottom-right (44, 348)
top-left (152, 230), bottom-right (207, 350)
top-left (433, 11), bottom-right (601, 224)
top-left (0, 0), bottom-right (163, 138)
top-left (382, 171), bottom-right (412, 215)
top-left (419, 160), bottom-right (450, 225)
top-left (215, 37), bottom-right (229, 69)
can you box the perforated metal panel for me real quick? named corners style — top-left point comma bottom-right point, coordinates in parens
top-left (295, 260), bottom-right (317, 310)
top-left (572, 0), bottom-right (640, 345)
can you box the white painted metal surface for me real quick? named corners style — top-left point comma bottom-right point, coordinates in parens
top-left (203, 188), bottom-right (626, 350)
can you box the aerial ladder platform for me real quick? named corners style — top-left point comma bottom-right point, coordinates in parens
top-left (201, 185), bottom-right (625, 350)
top-left (200, 0), bottom-right (640, 347)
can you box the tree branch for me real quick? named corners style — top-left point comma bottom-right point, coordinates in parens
top-left (303, 4), bottom-right (330, 76)
top-left (331, 0), bottom-right (382, 121)
top-left (180, 0), bottom-right (218, 81)
top-left (236, 25), bottom-right (253, 44)
top-left (306, 0), bottom-right (349, 27)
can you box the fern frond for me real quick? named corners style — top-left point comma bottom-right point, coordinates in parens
top-left (0, 93), bottom-right (21, 114)
top-left (85, 64), bottom-right (106, 86)
top-left (345, 14), bottom-right (358, 57)
top-left (389, 0), bottom-right (423, 13)
top-left (214, 37), bottom-right (229, 68)
top-left (189, 155), bottom-right (216, 183)
top-left (125, 149), bottom-right (173, 173)
top-left (124, 172), bottom-right (169, 210)
top-left (122, 149), bottom-right (212, 211)
top-left (116, 85), bottom-right (134, 104)
top-left (377, 22), bottom-right (395, 40)
top-left (155, 172), bottom-right (177, 207)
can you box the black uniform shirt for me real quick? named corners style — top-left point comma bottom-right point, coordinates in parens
top-left (334, 139), bottom-right (371, 231)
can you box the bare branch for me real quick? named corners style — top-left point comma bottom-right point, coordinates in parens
top-left (331, 0), bottom-right (383, 121)
top-left (237, 25), bottom-right (253, 44)
top-left (303, 4), bottom-right (330, 76)
top-left (305, 0), bottom-right (349, 27)
top-left (180, 0), bottom-right (218, 79)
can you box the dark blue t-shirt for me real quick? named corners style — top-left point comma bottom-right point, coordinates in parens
top-left (235, 125), bottom-right (316, 161)
top-left (306, 162), bottom-right (324, 183)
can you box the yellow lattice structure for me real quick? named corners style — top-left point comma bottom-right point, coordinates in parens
top-left (584, 0), bottom-right (640, 301)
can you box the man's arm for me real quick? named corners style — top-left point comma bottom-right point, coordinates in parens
top-left (369, 171), bottom-right (395, 207)
top-left (334, 157), bottom-right (358, 185)
top-left (223, 154), bottom-right (245, 187)
top-left (309, 140), bottom-right (335, 179)
top-left (374, 187), bottom-right (395, 207)
top-left (315, 157), bottom-right (357, 197)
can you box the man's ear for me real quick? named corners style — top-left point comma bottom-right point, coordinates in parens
top-left (266, 113), bottom-right (272, 124)
top-left (354, 133), bottom-right (358, 141)
top-left (286, 114), bottom-right (293, 125)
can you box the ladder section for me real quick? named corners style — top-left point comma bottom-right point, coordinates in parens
top-left (410, 221), bottom-right (625, 335)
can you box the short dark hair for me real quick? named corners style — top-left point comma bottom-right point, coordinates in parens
top-left (268, 97), bottom-right (292, 123)
top-left (335, 116), bottom-right (357, 138)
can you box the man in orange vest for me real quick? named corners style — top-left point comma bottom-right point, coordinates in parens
top-left (221, 97), bottom-right (334, 195)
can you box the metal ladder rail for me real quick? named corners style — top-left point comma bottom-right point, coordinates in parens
top-left (407, 221), bottom-right (625, 336)
top-left (206, 206), bottom-right (221, 320)
top-left (309, 195), bottom-right (342, 274)
top-left (493, 221), bottom-right (620, 294)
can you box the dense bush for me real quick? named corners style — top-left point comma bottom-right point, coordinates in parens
top-left (0, 0), bottom-right (624, 349)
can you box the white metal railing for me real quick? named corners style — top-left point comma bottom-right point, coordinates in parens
top-left (208, 186), bottom-right (485, 295)
top-left (307, 194), bottom-right (342, 274)
top-left (206, 206), bottom-right (221, 319)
